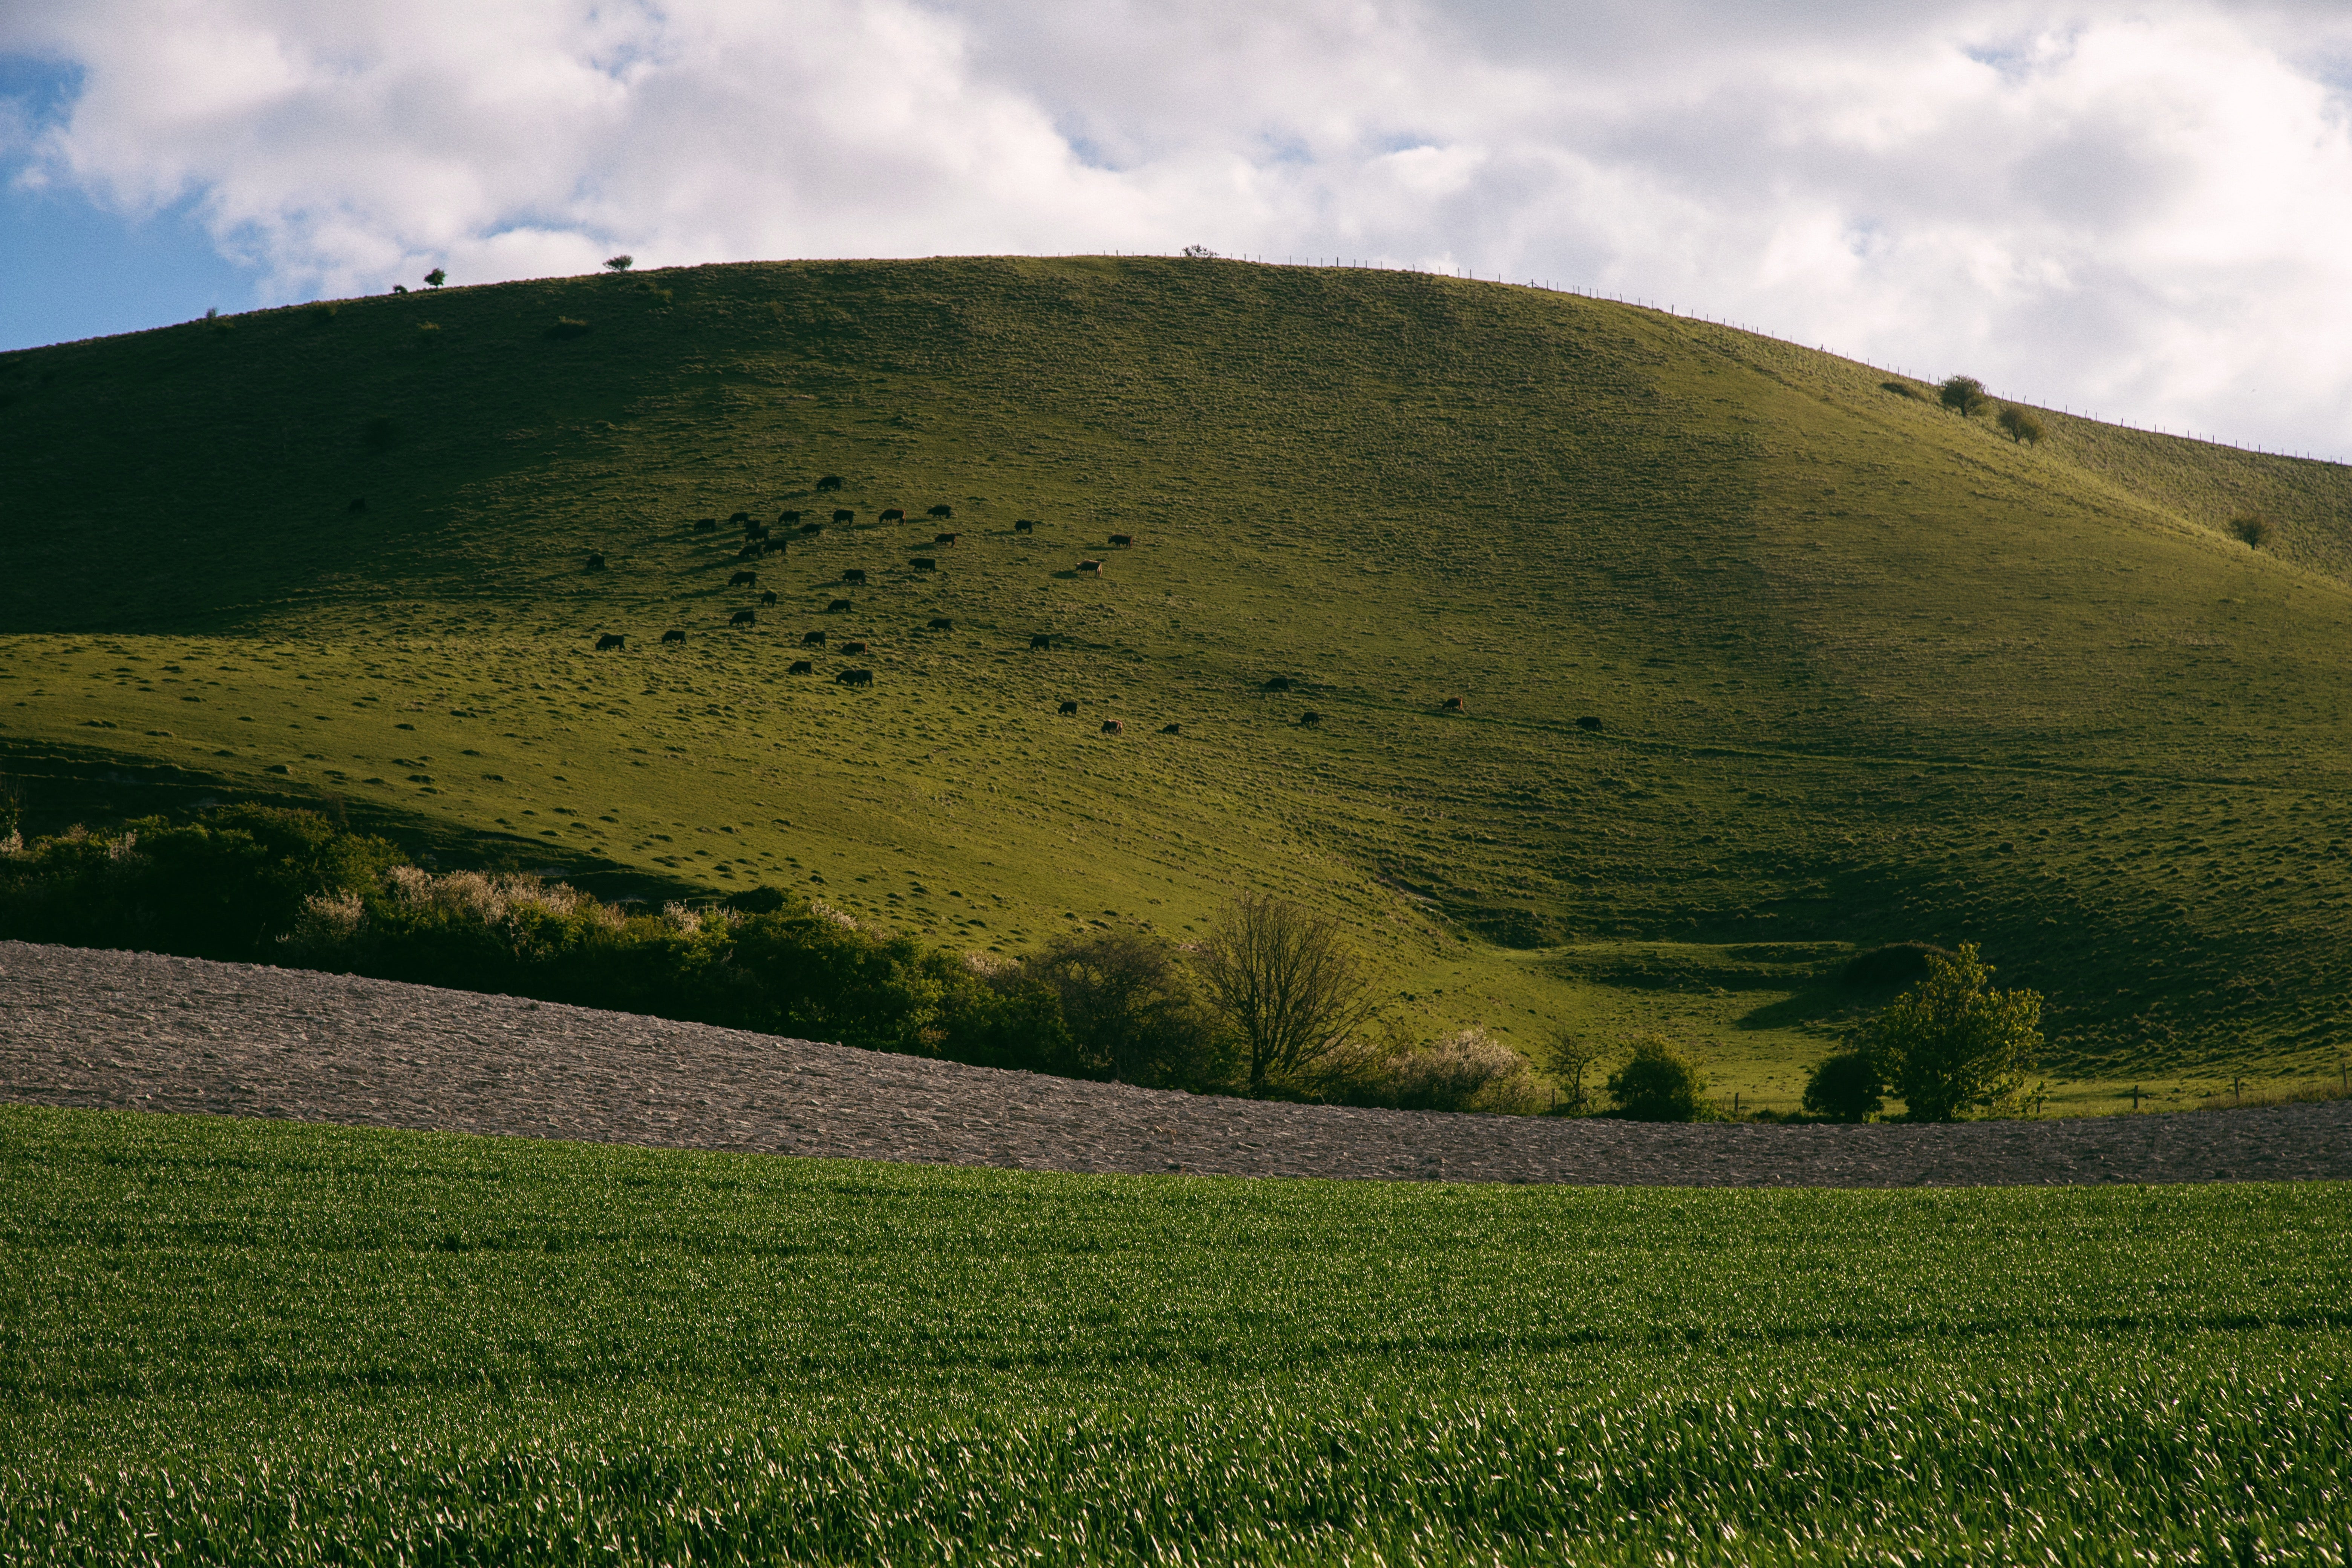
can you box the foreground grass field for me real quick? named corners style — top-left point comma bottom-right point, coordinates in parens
top-left (6, 256), bottom-right (2352, 1109)
top-left (2, 1104), bottom-right (2347, 1563)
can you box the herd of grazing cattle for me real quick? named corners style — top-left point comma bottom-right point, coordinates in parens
top-left (574, 478), bottom-right (1508, 731)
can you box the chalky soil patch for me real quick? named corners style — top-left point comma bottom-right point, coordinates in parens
top-left (4, 940), bottom-right (2346, 1185)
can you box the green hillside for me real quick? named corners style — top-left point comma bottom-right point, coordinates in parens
top-left (5, 256), bottom-right (2351, 1111)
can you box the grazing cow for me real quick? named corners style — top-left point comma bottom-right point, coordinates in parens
top-left (692, 517), bottom-right (717, 532)
top-left (1101, 719), bottom-right (1123, 736)
top-left (840, 641), bottom-right (868, 655)
top-left (816, 475), bottom-right (844, 492)
top-left (842, 568), bottom-right (867, 584)
top-left (762, 539), bottom-right (786, 555)
top-left (730, 511), bottom-right (750, 525)
top-left (661, 629), bottom-right (686, 645)
top-left (911, 557), bottom-right (937, 572)
top-left (730, 609), bottom-right (756, 627)
top-left (1298, 710), bottom-right (1323, 726)
top-left (1262, 676), bottom-right (1292, 692)
top-left (1029, 634), bottom-right (1054, 649)
top-left (761, 590), bottom-right (778, 606)
top-left (585, 552), bottom-right (606, 571)
top-left (831, 508), bottom-right (854, 524)
top-left (1577, 715), bottom-right (1604, 731)
top-left (1077, 559), bottom-right (1102, 575)
top-left (779, 510), bottom-right (803, 525)
top-left (880, 508), bottom-right (905, 522)
top-left (595, 633), bottom-right (625, 651)
top-left (1109, 533), bottom-right (1133, 547)
top-left (927, 504), bottom-right (953, 519)
top-left (934, 532), bottom-right (959, 546)
top-left (729, 570), bottom-right (757, 586)
top-left (1159, 723), bottom-right (1181, 734)
top-left (1058, 700), bottom-right (1079, 715)
top-left (789, 659), bottom-right (813, 674)
top-left (928, 617), bottom-right (954, 631)
top-left (838, 668), bottom-right (874, 688)
top-left (799, 522), bottom-right (823, 535)
top-left (746, 521), bottom-right (769, 539)
top-left (803, 630), bottom-right (828, 646)
top-left (738, 544), bottom-right (761, 560)
top-left (1015, 519), bottom-right (1035, 533)
top-left (1442, 696), bottom-right (1465, 712)
top-left (827, 598), bottom-right (853, 612)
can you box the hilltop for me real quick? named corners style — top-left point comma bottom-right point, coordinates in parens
top-left (4, 254), bottom-right (2350, 1111)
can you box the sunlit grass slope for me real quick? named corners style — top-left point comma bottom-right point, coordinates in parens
top-left (3, 1106), bottom-right (2348, 1563)
top-left (5, 256), bottom-right (2352, 1110)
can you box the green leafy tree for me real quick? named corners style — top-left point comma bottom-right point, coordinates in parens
top-left (604, 254), bottom-right (634, 272)
top-left (1801, 1049), bottom-right (1883, 1121)
top-left (1604, 1033), bottom-right (1709, 1122)
top-left (1938, 376), bottom-right (1989, 418)
top-left (1996, 405), bottom-right (2044, 444)
top-left (423, 268), bottom-right (446, 289)
top-left (1862, 942), bottom-right (2041, 1121)
top-left (1537, 1027), bottom-right (1603, 1112)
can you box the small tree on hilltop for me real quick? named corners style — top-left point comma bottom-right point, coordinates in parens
top-left (1604, 1033), bottom-right (1709, 1122)
top-left (1537, 1027), bottom-right (1603, 1112)
top-left (1862, 942), bottom-right (2040, 1122)
top-left (423, 268), bottom-right (446, 289)
top-left (1939, 376), bottom-right (1989, 418)
top-left (1997, 405), bottom-right (2044, 445)
top-left (605, 254), bottom-right (634, 272)
top-left (1196, 892), bottom-right (1377, 1097)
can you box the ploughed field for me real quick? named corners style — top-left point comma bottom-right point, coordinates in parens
top-left (2, 1103), bottom-right (2347, 1565)
top-left (6, 256), bottom-right (2352, 1109)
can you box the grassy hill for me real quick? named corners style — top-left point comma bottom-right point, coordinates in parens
top-left (5, 255), bottom-right (2352, 1111)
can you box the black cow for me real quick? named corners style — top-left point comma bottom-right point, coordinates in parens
top-left (789, 659), bottom-right (813, 674)
top-left (1057, 700), bottom-right (1079, 715)
top-left (1262, 676), bottom-right (1293, 692)
top-left (803, 630), bottom-right (828, 646)
top-left (1015, 519), bottom-right (1035, 533)
top-left (1030, 634), bottom-right (1054, 649)
top-left (729, 570), bottom-right (758, 586)
top-left (826, 598), bottom-right (853, 612)
top-left (839, 640), bottom-right (868, 655)
top-left (911, 557), bottom-right (937, 571)
top-left (831, 508), bottom-right (853, 524)
top-left (842, 568), bottom-right (867, 584)
top-left (838, 668), bottom-right (873, 687)
top-left (1577, 715), bottom-right (1604, 731)
top-left (1076, 559), bottom-right (1102, 575)
top-left (761, 590), bottom-right (778, 606)
top-left (730, 609), bottom-right (756, 627)
top-left (661, 629), bottom-right (686, 645)
top-left (737, 544), bottom-right (761, 560)
top-left (1298, 710), bottom-right (1323, 726)
top-left (730, 511), bottom-right (750, 525)
top-left (799, 522), bottom-right (822, 535)
top-left (1101, 719), bottom-right (1123, 735)
top-left (693, 517), bottom-right (717, 532)
top-left (746, 520), bottom-right (769, 539)
top-left (762, 538), bottom-right (786, 555)
top-left (595, 633), bottom-right (625, 651)
top-left (816, 475), bottom-right (844, 492)
top-left (1109, 533), bottom-right (1133, 547)
top-left (880, 508), bottom-right (905, 522)
top-left (933, 531), bottom-right (959, 546)
top-left (1159, 723), bottom-right (1181, 734)
top-left (1442, 696), bottom-right (1465, 712)
top-left (927, 504), bottom-right (953, 519)
top-left (779, 510), bottom-right (803, 525)
top-left (586, 552), bottom-right (606, 571)
top-left (928, 617), bottom-right (954, 630)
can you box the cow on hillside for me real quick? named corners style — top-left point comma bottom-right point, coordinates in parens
top-left (838, 668), bottom-right (873, 687)
top-left (911, 557), bottom-right (937, 572)
top-left (816, 475), bottom-right (844, 492)
top-left (803, 630), bottom-right (828, 646)
top-left (1101, 720), bottom-right (1123, 736)
top-left (832, 508), bottom-right (854, 524)
top-left (1030, 634), bottom-right (1054, 649)
top-left (595, 633), bottom-right (625, 650)
top-left (880, 508), bottom-right (905, 522)
top-left (842, 568), bottom-right (867, 584)
top-left (840, 641), bottom-right (868, 655)
top-left (934, 532), bottom-right (959, 546)
top-left (1058, 700), bottom-right (1079, 715)
top-left (729, 570), bottom-right (757, 586)
top-left (1442, 696), bottom-right (1465, 712)
top-left (827, 598), bottom-right (853, 612)
top-left (730, 609), bottom-right (756, 627)
top-left (1109, 534), bottom-right (1133, 547)
top-left (789, 660), bottom-right (813, 674)
top-left (927, 503), bottom-right (954, 519)
top-left (586, 552), bottom-right (606, 571)
top-left (1076, 560), bottom-right (1102, 575)
top-left (928, 617), bottom-right (954, 631)
top-left (761, 590), bottom-right (778, 606)
top-left (661, 629), bottom-right (686, 645)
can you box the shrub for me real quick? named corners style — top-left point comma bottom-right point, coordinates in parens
top-left (1026, 928), bottom-right (1232, 1090)
top-left (1379, 1027), bottom-right (1543, 1113)
top-left (1862, 942), bottom-right (2041, 1122)
top-left (1801, 1050), bottom-right (1883, 1121)
top-left (1879, 380), bottom-right (1921, 400)
top-left (1604, 1033), bottom-right (1709, 1121)
top-left (605, 255), bottom-right (634, 272)
top-left (1996, 405), bottom-right (2044, 444)
top-left (1938, 376), bottom-right (1988, 418)
top-left (547, 317), bottom-right (592, 340)
top-left (423, 268), bottom-right (446, 289)
top-left (2230, 513), bottom-right (2276, 548)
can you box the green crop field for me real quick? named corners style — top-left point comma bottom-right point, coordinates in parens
top-left (2, 1105), bottom-right (2347, 1564)
top-left (6, 256), bottom-right (2352, 1110)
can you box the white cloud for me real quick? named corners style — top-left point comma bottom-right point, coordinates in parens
top-left (8, 0), bottom-right (2352, 454)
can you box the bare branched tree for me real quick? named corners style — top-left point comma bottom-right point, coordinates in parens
top-left (1196, 892), bottom-right (1377, 1096)
top-left (1537, 1027), bottom-right (1603, 1112)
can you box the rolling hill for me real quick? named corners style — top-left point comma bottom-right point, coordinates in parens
top-left (5, 254), bottom-right (2350, 1112)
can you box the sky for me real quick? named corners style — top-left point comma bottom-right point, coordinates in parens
top-left (6, 1), bottom-right (2352, 457)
